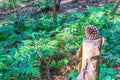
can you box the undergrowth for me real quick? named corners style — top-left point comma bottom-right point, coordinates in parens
top-left (0, 3), bottom-right (120, 80)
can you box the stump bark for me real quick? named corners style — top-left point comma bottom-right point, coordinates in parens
top-left (77, 38), bottom-right (101, 80)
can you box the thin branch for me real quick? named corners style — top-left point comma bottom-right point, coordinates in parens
top-left (34, 39), bottom-right (52, 80)
top-left (36, 51), bottom-right (52, 80)
top-left (46, 62), bottom-right (52, 80)
top-left (12, 0), bottom-right (20, 27)
top-left (109, 0), bottom-right (120, 14)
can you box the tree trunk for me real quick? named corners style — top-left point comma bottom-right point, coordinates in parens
top-left (56, 0), bottom-right (61, 10)
top-left (77, 38), bottom-right (101, 80)
top-left (52, 0), bottom-right (57, 19)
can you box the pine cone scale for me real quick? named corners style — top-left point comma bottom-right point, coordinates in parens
top-left (85, 25), bottom-right (100, 40)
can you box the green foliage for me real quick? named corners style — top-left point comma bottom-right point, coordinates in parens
top-left (68, 71), bottom-right (78, 80)
top-left (0, 25), bottom-right (14, 41)
top-left (38, 0), bottom-right (53, 9)
top-left (100, 67), bottom-right (117, 80)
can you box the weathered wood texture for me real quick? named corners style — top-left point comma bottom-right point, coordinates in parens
top-left (77, 38), bottom-right (101, 80)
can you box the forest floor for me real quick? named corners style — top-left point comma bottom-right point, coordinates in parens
top-left (0, 0), bottom-right (116, 22)
top-left (0, 0), bottom-right (119, 80)
top-left (59, 0), bottom-right (116, 13)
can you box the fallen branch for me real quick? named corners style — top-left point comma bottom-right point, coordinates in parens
top-left (46, 62), bottom-right (52, 80)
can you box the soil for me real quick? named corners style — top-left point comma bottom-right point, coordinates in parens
top-left (59, 0), bottom-right (117, 13)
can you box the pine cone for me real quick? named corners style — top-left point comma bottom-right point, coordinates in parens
top-left (85, 25), bottom-right (100, 40)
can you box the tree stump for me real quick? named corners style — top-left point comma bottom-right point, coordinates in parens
top-left (77, 38), bottom-right (102, 80)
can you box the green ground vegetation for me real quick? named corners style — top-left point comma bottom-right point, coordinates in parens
top-left (0, 1), bottom-right (120, 80)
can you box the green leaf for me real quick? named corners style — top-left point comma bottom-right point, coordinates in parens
top-left (104, 75), bottom-right (111, 80)
top-left (68, 72), bottom-right (79, 80)
top-left (101, 50), bottom-right (106, 55)
top-left (4, 1), bottom-right (14, 5)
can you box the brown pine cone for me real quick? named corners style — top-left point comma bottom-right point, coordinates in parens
top-left (85, 25), bottom-right (100, 40)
